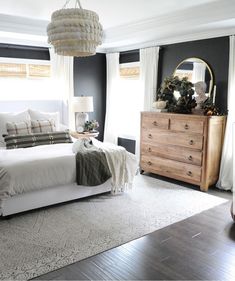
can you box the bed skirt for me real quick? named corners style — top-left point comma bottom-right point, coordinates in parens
top-left (0, 180), bottom-right (112, 216)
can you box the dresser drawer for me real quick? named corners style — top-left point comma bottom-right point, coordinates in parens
top-left (170, 118), bottom-right (204, 135)
top-left (142, 115), bottom-right (169, 130)
top-left (141, 143), bottom-right (202, 166)
top-left (141, 155), bottom-right (202, 183)
top-left (142, 129), bottom-right (203, 150)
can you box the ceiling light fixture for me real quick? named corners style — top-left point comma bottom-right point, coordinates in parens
top-left (47, 0), bottom-right (103, 57)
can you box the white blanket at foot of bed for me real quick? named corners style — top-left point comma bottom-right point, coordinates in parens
top-left (73, 139), bottom-right (138, 193)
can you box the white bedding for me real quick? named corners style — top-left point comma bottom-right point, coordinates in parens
top-left (0, 141), bottom-right (137, 200)
top-left (0, 143), bottom-right (76, 199)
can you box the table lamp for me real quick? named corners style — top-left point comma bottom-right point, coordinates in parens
top-left (73, 96), bottom-right (94, 132)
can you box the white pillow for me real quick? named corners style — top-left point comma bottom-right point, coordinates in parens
top-left (59, 123), bottom-right (69, 131)
top-left (0, 110), bottom-right (31, 147)
top-left (28, 109), bottom-right (60, 131)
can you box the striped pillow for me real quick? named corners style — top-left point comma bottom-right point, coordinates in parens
top-left (4, 131), bottom-right (72, 149)
top-left (6, 121), bottom-right (32, 136)
top-left (31, 119), bottom-right (56, 133)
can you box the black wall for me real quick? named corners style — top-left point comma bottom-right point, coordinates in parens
top-left (158, 36), bottom-right (229, 111)
top-left (0, 44), bottom-right (50, 60)
top-left (74, 53), bottom-right (106, 141)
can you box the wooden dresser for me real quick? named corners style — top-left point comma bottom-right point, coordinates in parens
top-left (140, 112), bottom-right (226, 191)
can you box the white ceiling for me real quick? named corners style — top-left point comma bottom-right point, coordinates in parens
top-left (0, 0), bottom-right (234, 52)
top-left (0, 0), bottom-right (216, 29)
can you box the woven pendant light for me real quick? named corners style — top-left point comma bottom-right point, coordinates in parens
top-left (47, 0), bottom-right (103, 57)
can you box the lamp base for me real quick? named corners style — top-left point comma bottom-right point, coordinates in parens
top-left (76, 112), bottom-right (88, 131)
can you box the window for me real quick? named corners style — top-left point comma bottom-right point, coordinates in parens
top-left (116, 62), bottom-right (142, 140)
top-left (0, 58), bottom-right (57, 101)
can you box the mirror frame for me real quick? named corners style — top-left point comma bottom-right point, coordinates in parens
top-left (173, 57), bottom-right (214, 97)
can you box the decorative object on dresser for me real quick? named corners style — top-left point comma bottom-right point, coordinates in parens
top-left (200, 95), bottom-right (227, 116)
top-left (155, 76), bottom-right (197, 114)
top-left (194, 81), bottom-right (207, 109)
top-left (73, 96), bottom-right (94, 132)
top-left (140, 112), bottom-right (226, 191)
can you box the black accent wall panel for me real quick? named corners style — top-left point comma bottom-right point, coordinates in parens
top-left (74, 53), bottom-right (106, 141)
top-left (0, 44), bottom-right (50, 60)
top-left (158, 37), bottom-right (229, 111)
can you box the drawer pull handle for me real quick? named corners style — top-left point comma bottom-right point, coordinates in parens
top-left (189, 140), bottom-right (194, 145)
top-left (184, 124), bottom-right (189, 130)
top-left (148, 147), bottom-right (152, 152)
top-left (148, 134), bottom-right (152, 139)
top-left (147, 161), bottom-right (152, 166)
top-left (187, 171), bottom-right (192, 176)
top-left (153, 121), bottom-right (158, 126)
top-left (188, 155), bottom-right (193, 161)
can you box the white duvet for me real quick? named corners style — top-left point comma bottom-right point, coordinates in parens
top-left (0, 141), bottom-right (137, 199)
top-left (0, 143), bottom-right (76, 199)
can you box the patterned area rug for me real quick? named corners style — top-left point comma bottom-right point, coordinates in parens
top-left (0, 175), bottom-right (227, 280)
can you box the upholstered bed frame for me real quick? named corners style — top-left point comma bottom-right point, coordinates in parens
top-left (0, 180), bottom-right (112, 216)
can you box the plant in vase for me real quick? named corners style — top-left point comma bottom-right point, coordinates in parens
top-left (84, 120), bottom-right (99, 132)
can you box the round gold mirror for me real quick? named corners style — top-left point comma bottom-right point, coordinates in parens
top-left (173, 57), bottom-right (214, 98)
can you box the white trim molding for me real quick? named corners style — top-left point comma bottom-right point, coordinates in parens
top-left (0, 0), bottom-right (235, 51)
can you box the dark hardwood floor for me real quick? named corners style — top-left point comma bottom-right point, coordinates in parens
top-left (35, 176), bottom-right (234, 281)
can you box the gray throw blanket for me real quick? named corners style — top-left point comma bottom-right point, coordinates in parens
top-left (75, 139), bottom-right (112, 186)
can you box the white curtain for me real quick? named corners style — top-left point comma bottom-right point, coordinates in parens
top-left (104, 53), bottom-right (120, 144)
top-left (104, 48), bottom-right (160, 156)
top-left (192, 62), bottom-right (206, 83)
top-left (140, 46), bottom-right (160, 111)
top-left (49, 48), bottom-right (75, 130)
top-left (134, 46), bottom-right (160, 158)
top-left (217, 35), bottom-right (235, 191)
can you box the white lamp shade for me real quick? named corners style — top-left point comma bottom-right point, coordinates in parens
top-left (73, 96), bottom-right (94, 112)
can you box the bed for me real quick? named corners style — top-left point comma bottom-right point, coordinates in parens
top-left (0, 109), bottom-right (137, 216)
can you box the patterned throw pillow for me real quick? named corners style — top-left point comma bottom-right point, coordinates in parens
top-left (31, 120), bottom-right (56, 133)
top-left (6, 121), bottom-right (31, 135)
top-left (4, 131), bottom-right (72, 149)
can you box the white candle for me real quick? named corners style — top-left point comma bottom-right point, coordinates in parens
top-left (213, 85), bottom-right (216, 104)
top-left (209, 80), bottom-right (212, 97)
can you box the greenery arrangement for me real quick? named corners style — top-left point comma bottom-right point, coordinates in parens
top-left (200, 97), bottom-right (227, 116)
top-left (156, 76), bottom-right (197, 114)
top-left (84, 120), bottom-right (99, 132)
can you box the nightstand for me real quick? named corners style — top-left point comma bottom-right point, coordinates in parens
top-left (70, 131), bottom-right (99, 139)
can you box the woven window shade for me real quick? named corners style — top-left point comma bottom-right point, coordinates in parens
top-left (0, 63), bottom-right (27, 78)
top-left (29, 64), bottom-right (51, 78)
top-left (120, 66), bottom-right (140, 78)
top-left (0, 63), bottom-right (51, 78)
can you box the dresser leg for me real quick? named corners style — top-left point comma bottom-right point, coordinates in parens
top-left (200, 183), bottom-right (209, 192)
top-left (140, 169), bottom-right (144, 174)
